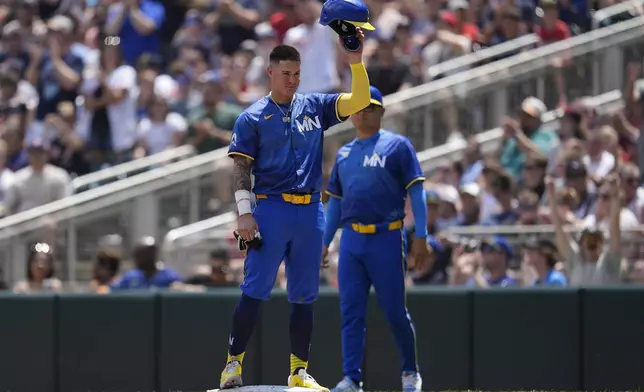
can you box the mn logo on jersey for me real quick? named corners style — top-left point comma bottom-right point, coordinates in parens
top-left (363, 153), bottom-right (387, 168)
top-left (295, 115), bottom-right (322, 132)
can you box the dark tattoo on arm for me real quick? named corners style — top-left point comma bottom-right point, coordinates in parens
top-left (233, 156), bottom-right (253, 191)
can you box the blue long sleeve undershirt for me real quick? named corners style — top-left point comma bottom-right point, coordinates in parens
top-left (323, 196), bottom-right (342, 246)
top-left (408, 181), bottom-right (428, 238)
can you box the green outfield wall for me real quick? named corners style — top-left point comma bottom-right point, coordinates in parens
top-left (1, 287), bottom-right (643, 392)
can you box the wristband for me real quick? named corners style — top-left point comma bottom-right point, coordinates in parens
top-left (235, 190), bottom-right (252, 215)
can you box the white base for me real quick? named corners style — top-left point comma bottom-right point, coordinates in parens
top-left (208, 386), bottom-right (325, 392)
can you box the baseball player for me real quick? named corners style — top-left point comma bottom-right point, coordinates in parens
top-left (323, 86), bottom-right (429, 392)
top-left (220, 24), bottom-right (373, 391)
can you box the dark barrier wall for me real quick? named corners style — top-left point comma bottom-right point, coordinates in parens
top-left (1, 287), bottom-right (644, 391)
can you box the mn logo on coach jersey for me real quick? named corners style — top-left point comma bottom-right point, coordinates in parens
top-left (363, 153), bottom-right (387, 168)
top-left (296, 115), bottom-right (322, 132)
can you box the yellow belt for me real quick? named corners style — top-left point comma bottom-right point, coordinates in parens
top-left (350, 220), bottom-right (403, 234)
top-left (255, 193), bottom-right (313, 205)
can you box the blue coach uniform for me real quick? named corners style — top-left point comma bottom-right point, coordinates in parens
top-left (326, 128), bottom-right (425, 382)
top-left (228, 92), bottom-right (346, 304)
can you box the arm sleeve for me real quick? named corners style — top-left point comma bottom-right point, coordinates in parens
top-left (397, 138), bottom-right (425, 189)
top-left (323, 196), bottom-right (342, 246)
top-left (337, 62), bottom-right (371, 118)
top-left (408, 182), bottom-right (428, 239)
top-left (228, 112), bottom-right (258, 160)
top-left (409, 182), bottom-right (427, 238)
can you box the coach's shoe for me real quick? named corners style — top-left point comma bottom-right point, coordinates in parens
top-left (402, 371), bottom-right (422, 392)
top-left (288, 368), bottom-right (330, 391)
top-left (330, 376), bottom-right (363, 392)
top-left (220, 360), bottom-right (243, 389)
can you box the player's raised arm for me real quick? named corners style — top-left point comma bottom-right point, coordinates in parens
top-left (337, 28), bottom-right (372, 118)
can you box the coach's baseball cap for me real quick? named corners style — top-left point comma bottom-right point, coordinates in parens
top-left (369, 86), bottom-right (384, 107)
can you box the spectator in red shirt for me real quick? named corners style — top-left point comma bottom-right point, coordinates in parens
top-left (448, 0), bottom-right (481, 41)
top-left (269, 0), bottom-right (299, 43)
top-left (536, 0), bottom-right (571, 44)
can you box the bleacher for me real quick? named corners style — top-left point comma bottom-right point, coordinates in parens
top-left (0, 10), bottom-right (643, 286)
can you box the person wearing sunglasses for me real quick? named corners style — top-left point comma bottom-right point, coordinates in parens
top-left (466, 236), bottom-right (518, 288)
top-left (547, 175), bottom-right (625, 285)
top-left (618, 163), bottom-right (644, 221)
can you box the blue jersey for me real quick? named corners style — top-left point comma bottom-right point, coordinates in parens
top-left (110, 267), bottom-right (182, 290)
top-left (533, 269), bottom-right (568, 286)
top-left (326, 130), bottom-right (424, 224)
top-left (228, 93), bottom-right (345, 194)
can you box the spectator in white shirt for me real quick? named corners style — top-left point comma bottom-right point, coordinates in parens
top-left (583, 125), bottom-right (616, 181)
top-left (4, 138), bottom-right (72, 215)
top-left (134, 93), bottom-right (187, 157)
top-left (583, 180), bottom-right (639, 232)
top-left (77, 40), bottom-right (138, 170)
top-left (283, 0), bottom-right (339, 93)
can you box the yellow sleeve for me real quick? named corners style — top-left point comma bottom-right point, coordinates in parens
top-left (336, 62), bottom-right (371, 118)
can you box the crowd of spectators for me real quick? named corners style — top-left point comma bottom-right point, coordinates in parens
top-left (380, 60), bottom-right (644, 288)
top-left (0, 0), bottom-right (642, 290)
top-left (0, 0), bottom-right (640, 217)
top-left (3, 59), bottom-right (643, 294)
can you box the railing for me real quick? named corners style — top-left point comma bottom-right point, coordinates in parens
top-left (1, 17), bottom-right (643, 285)
top-left (592, 0), bottom-right (644, 29)
top-left (415, 82), bottom-right (643, 172)
top-left (425, 34), bottom-right (540, 81)
top-left (159, 86), bottom-right (630, 273)
top-left (444, 225), bottom-right (644, 270)
top-left (161, 212), bottom-right (237, 278)
top-left (0, 148), bottom-right (232, 283)
top-left (71, 145), bottom-right (195, 193)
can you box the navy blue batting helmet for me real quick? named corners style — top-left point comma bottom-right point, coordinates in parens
top-left (319, 0), bottom-right (375, 30)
